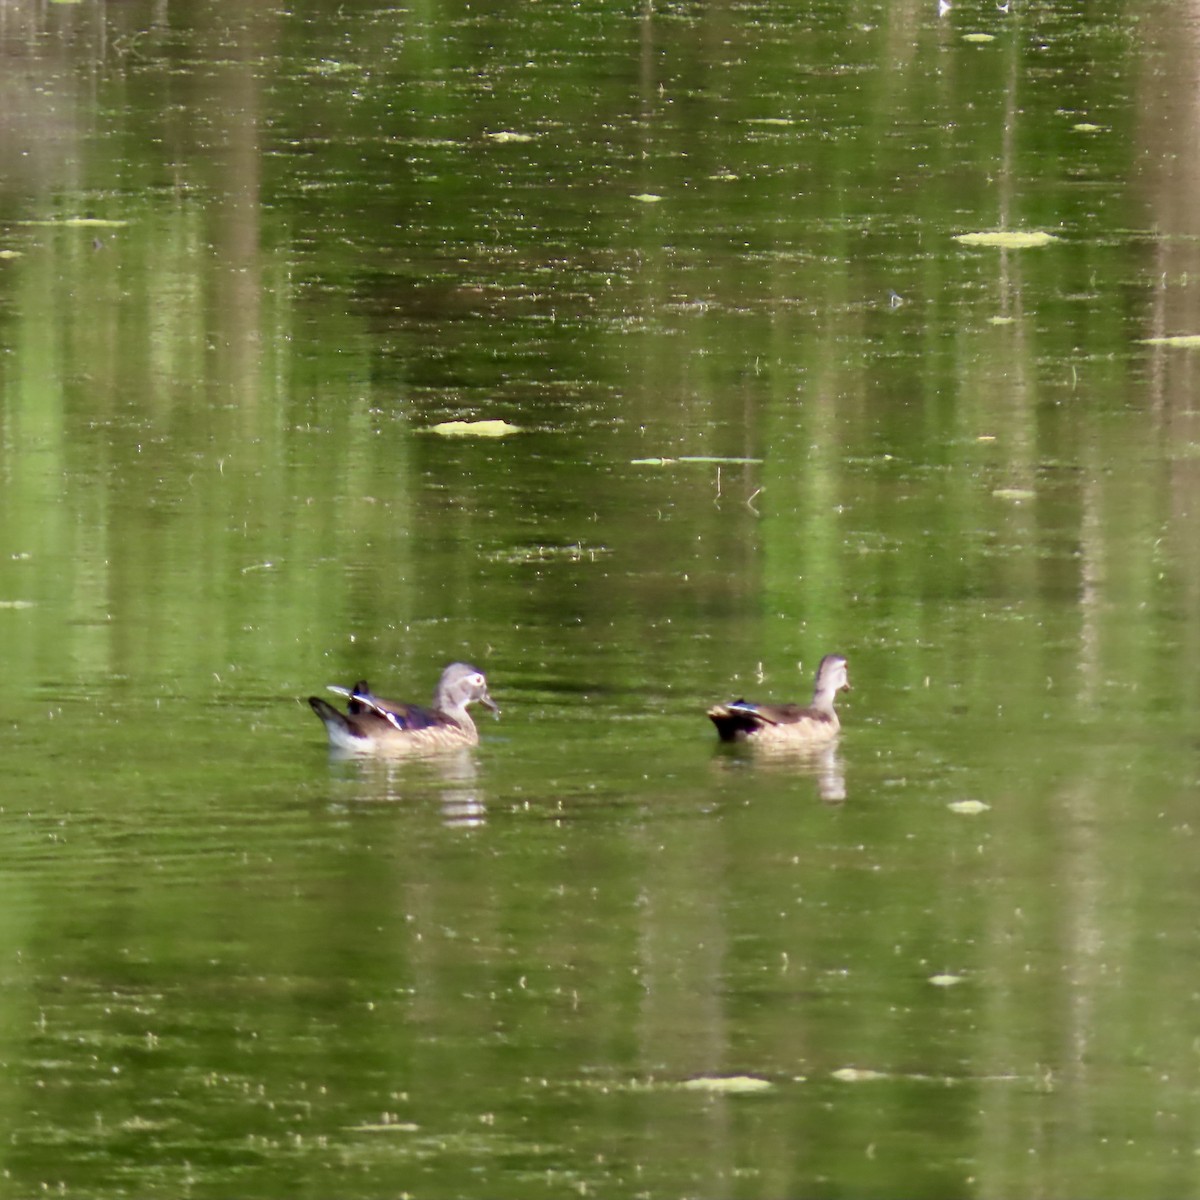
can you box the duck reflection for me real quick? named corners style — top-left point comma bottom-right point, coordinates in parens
top-left (712, 739), bottom-right (847, 803)
top-left (326, 748), bottom-right (487, 827)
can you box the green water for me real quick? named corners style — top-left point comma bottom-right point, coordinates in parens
top-left (2, 0), bottom-right (1200, 1196)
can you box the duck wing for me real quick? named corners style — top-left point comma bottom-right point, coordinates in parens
top-left (708, 699), bottom-right (836, 742)
top-left (328, 681), bottom-right (450, 732)
top-left (750, 702), bottom-right (832, 727)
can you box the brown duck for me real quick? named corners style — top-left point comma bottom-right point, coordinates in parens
top-left (708, 654), bottom-right (850, 747)
top-left (309, 662), bottom-right (498, 754)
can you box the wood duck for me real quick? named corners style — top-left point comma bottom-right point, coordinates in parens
top-left (708, 654), bottom-right (850, 746)
top-left (309, 662), bottom-right (498, 754)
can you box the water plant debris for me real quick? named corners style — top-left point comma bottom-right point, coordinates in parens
top-left (427, 420), bottom-right (521, 437)
top-left (954, 231), bottom-right (1058, 248)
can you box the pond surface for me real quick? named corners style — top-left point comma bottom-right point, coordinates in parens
top-left (2, 0), bottom-right (1200, 1196)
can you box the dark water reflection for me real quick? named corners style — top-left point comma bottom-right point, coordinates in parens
top-left (3, 0), bottom-right (1200, 1196)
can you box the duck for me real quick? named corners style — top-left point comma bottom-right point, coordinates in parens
top-left (309, 662), bottom-right (498, 754)
top-left (708, 654), bottom-right (850, 747)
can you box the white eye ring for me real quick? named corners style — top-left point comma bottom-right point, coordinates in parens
top-left (470, 673), bottom-right (485, 687)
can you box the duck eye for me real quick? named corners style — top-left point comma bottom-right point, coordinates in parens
top-left (470, 673), bottom-right (485, 687)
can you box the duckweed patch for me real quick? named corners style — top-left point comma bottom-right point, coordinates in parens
top-left (679, 1076), bottom-right (774, 1094)
top-left (954, 231), bottom-right (1058, 248)
top-left (1142, 334), bottom-right (1200, 347)
top-left (427, 420), bottom-right (521, 437)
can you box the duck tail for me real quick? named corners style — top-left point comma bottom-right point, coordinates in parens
top-left (310, 696), bottom-right (375, 752)
top-left (707, 702), bottom-right (762, 742)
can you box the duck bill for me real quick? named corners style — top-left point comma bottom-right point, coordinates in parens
top-left (482, 693), bottom-right (500, 718)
